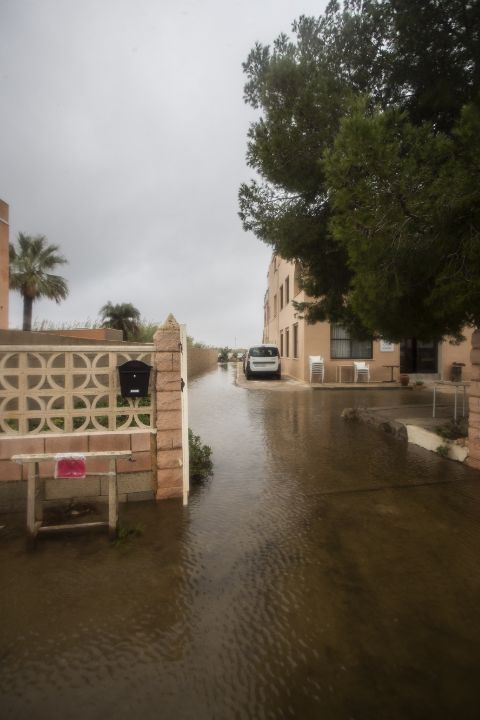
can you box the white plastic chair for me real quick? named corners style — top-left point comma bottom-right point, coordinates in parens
top-left (353, 361), bottom-right (370, 383)
top-left (309, 355), bottom-right (325, 383)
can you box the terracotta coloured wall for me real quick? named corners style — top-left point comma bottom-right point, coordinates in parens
top-left (0, 315), bottom-right (189, 510)
top-left (439, 328), bottom-right (474, 381)
top-left (46, 328), bottom-right (124, 341)
top-left (187, 346), bottom-right (218, 379)
top-left (0, 429), bottom-right (155, 512)
top-left (466, 330), bottom-right (480, 471)
top-left (263, 255), bottom-right (401, 383)
top-left (154, 315), bottom-right (184, 500)
top-left (263, 254), bottom-right (474, 383)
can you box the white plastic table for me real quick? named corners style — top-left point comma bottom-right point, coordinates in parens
top-left (335, 364), bottom-right (354, 383)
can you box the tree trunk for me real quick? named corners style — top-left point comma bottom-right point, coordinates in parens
top-left (23, 296), bottom-right (33, 331)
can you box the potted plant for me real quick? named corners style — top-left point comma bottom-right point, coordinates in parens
top-left (399, 373), bottom-right (410, 386)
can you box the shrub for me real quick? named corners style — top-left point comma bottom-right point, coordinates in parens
top-left (436, 444), bottom-right (449, 457)
top-left (436, 418), bottom-right (468, 440)
top-left (217, 347), bottom-right (231, 362)
top-left (114, 523), bottom-right (144, 548)
top-left (189, 429), bottom-right (213, 481)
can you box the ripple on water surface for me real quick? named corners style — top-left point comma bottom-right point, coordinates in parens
top-left (1, 365), bottom-right (480, 719)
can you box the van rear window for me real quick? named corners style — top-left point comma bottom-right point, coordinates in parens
top-left (249, 346), bottom-right (279, 357)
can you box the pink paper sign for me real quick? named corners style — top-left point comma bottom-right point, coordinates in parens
top-left (55, 456), bottom-right (86, 479)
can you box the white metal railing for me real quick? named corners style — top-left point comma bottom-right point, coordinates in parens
top-left (0, 345), bottom-right (154, 435)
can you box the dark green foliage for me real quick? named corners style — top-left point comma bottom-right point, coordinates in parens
top-left (239, 0), bottom-right (480, 340)
top-left (99, 302), bottom-right (141, 341)
top-left (136, 322), bottom-right (159, 342)
top-left (436, 444), bottom-right (450, 457)
top-left (218, 347), bottom-right (231, 362)
top-left (436, 418), bottom-right (468, 441)
top-left (9, 233), bottom-right (68, 331)
top-left (324, 100), bottom-right (480, 340)
top-left (386, 0), bottom-right (480, 130)
top-left (115, 395), bottom-right (151, 428)
top-left (113, 523), bottom-right (144, 548)
top-left (189, 429), bottom-right (213, 482)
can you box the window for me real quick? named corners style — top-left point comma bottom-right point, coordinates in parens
top-left (293, 263), bottom-right (301, 296)
top-left (249, 346), bottom-right (279, 357)
top-left (285, 328), bottom-right (290, 357)
top-left (330, 324), bottom-right (372, 359)
top-left (280, 285), bottom-right (284, 310)
top-left (293, 323), bottom-right (298, 358)
top-left (273, 294), bottom-right (277, 317)
top-left (280, 331), bottom-right (284, 357)
top-left (285, 276), bottom-right (290, 304)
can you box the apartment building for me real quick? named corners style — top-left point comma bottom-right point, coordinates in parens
top-left (263, 255), bottom-right (473, 383)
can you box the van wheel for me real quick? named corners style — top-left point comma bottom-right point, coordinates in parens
top-left (245, 364), bottom-right (252, 380)
top-left (274, 371), bottom-right (281, 380)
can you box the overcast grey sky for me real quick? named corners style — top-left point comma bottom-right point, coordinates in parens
top-left (1, 0), bottom-right (327, 347)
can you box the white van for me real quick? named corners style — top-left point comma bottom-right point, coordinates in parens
top-left (244, 344), bottom-right (281, 380)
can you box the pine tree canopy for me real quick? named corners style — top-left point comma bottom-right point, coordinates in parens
top-left (239, 0), bottom-right (480, 341)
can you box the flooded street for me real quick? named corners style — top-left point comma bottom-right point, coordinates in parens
top-left (1, 364), bottom-right (480, 719)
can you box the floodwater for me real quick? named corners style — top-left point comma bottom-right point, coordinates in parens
top-left (1, 365), bottom-right (480, 719)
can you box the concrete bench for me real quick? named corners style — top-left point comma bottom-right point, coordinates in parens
top-left (12, 450), bottom-right (132, 539)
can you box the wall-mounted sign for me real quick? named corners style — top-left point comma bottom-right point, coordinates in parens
top-left (380, 340), bottom-right (395, 352)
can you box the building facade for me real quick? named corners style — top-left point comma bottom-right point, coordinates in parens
top-left (263, 255), bottom-right (473, 383)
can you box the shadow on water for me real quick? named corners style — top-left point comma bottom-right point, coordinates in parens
top-left (1, 364), bottom-right (480, 719)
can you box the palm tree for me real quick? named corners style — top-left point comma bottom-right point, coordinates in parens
top-left (9, 233), bottom-right (69, 331)
top-left (100, 301), bottom-right (141, 340)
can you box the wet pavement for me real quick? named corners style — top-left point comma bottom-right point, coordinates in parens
top-left (1, 364), bottom-right (480, 719)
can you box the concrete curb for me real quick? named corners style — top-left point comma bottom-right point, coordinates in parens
top-left (341, 408), bottom-right (408, 441)
top-left (406, 425), bottom-right (468, 462)
top-left (342, 407), bottom-right (468, 463)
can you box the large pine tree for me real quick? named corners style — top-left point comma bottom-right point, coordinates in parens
top-left (239, 0), bottom-right (480, 340)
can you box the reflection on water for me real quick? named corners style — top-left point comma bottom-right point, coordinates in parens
top-left (1, 365), bottom-right (480, 719)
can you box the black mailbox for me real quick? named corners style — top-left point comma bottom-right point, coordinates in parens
top-left (450, 362), bottom-right (465, 382)
top-left (118, 360), bottom-right (152, 398)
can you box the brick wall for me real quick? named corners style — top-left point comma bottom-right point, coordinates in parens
top-left (0, 313), bottom-right (189, 511)
top-left (46, 328), bottom-right (124, 341)
top-left (0, 329), bottom-right (124, 345)
top-left (153, 315), bottom-right (185, 500)
top-left (467, 330), bottom-right (480, 470)
top-left (0, 430), bottom-right (156, 512)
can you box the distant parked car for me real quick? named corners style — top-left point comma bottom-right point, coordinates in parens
top-left (244, 344), bottom-right (281, 380)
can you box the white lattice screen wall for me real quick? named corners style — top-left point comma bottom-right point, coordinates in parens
top-left (0, 345), bottom-right (154, 435)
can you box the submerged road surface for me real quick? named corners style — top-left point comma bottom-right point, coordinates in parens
top-left (1, 364), bottom-right (480, 719)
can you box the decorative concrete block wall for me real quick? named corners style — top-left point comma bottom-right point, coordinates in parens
top-left (0, 313), bottom-right (190, 510)
top-left (467, 330), bottom-right (480, 470)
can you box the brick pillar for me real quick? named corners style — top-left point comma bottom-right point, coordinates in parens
top-left (0, 199), bottom-right (9, 330)
top-left (153, 314), bottom-right (184, 499)
top-left (467, 329), bottom-right (480, 470)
